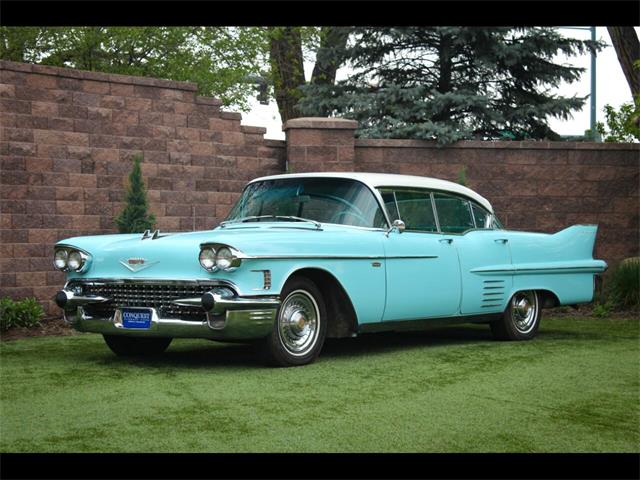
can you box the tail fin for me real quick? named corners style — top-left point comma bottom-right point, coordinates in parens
top-left (552, 225), bottom-right (599, 260)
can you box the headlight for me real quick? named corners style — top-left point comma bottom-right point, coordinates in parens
top-left (53, 247), bottom-right (90, 273)
top-left (199, 245), bottom-right (242, 272)
top-left (199, 247), bottom-right (216, 271)
top-left (67, 251), bottom-right (84, 271)
top-left (54, 249), bottom-right (68, 270)
top-left (215, 247), bottom-right (234, 270)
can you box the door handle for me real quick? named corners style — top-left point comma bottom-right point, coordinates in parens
top-left (494, 238), bottom-right (508, 244)
top-left (439, 238), bottom-right (453, 244)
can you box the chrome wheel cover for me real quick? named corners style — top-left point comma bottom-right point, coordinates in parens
top-left (510, 291), bottom-right (538, 334)
top-left (277, 289), bottom-right (320, 356)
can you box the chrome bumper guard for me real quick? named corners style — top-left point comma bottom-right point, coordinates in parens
top-left (56, 287), bottom-right (280, 341)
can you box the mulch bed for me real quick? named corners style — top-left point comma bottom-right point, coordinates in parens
top-left (0, 317), bottom-right (77, 342)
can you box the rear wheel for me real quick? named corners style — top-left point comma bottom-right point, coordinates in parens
top-left (103, 335), bottom-right (172, 356)
top-left (262, 276), bottom-right (327, 367)
top-left (490, 290), bottom-right (541, 341)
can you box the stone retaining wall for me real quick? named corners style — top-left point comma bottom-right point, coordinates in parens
top-left (1, 63), bottom-right (638, 315)
top-left (1, 61), bottom-right (285, 313)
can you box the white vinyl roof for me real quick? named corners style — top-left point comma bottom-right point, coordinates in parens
top-left (251, 172), bottom-right (494, 213)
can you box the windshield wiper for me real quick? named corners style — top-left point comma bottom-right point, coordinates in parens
top-left (220, 215), bottom-right (321, 229)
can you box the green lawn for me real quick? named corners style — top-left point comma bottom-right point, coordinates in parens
top-left (0, 316), bottom-right (638, 452)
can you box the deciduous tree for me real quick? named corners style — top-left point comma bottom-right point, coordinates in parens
top-left (0, 27), bottom-right (268, 109)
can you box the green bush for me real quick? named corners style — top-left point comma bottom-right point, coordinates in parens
top-left (0, 297), bottom-right (44, 332)
top-left (607, 258), bottom-right (640, 310)
top-left (114, 155), bottom-right (156, 234)
top-left (592, 302), bottom-right (613, 318)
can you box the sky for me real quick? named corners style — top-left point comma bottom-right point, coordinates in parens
top-left (241, 27), bottom-right (638, 140)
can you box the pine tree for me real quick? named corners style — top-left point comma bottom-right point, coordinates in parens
top-left (298, 27), bottom-right (604, 144)
top-left (114, 155), bottom-right (156, 233)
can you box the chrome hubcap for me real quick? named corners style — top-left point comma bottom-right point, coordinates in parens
top-left (278, 290), bottom-right (319, 356)
top-left (511, 291), bottom-right (538, 333)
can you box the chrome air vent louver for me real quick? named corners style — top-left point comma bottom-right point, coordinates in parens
top-left (481, 280), bottom-right (505, 308)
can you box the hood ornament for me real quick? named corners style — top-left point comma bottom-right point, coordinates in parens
top-left (141, 229), bottom-right (169, 240)
top-left (119, 257), bottom-right (159, 273)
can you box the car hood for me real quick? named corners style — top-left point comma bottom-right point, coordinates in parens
top-left (57, 222), bottom-right (384, 280)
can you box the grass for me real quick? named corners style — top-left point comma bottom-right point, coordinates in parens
top-left (0, 316), bottom-right (638, 453)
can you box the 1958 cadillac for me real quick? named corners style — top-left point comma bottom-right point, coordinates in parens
top-left (53, 173), bottom-right (607, 366)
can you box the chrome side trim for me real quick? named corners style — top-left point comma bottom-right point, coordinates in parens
top-left (64, 277), bottom-right (243, 295)
top-left (470, 265), bottom-right (608, 275)
top-left (198, 254), bottom-right (438, 260)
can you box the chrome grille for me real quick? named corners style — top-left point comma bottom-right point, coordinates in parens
top-left (68, 280), bottom-right (220, 321)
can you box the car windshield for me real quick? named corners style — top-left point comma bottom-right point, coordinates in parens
top-left (225, 178), bottom-right (387, 228)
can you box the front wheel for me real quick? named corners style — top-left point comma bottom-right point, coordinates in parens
top-left (261, 276), bottom-right (327, 367)
top-left (490, 290), bottom-right (541, 341)
top-left (103, 335), bottom-right (172, 356)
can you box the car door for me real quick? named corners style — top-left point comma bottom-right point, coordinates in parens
top-left (432, 194), bottom-right (513, 315)
top-left (380, 189), bottom-right (461, 321)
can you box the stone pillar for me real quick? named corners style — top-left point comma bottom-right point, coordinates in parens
top-left (283, 117), bottom-right (358, 173)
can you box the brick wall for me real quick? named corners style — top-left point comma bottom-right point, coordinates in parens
top-left (284, 118), bottom-right (640, 268)
top-left (1, 61), bottom-right (285, 314)
top-left (1, 63), bottom-right (639, 317)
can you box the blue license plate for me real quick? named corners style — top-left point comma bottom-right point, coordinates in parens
top-left (122, 309), bottom-right (152, 329)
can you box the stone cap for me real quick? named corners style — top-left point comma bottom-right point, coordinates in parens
top-left (0, 60), bottom-right (199, 92)
top-left (283, 117), bottom-right (358, 131)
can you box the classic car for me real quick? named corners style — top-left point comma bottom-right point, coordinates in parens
top-left (53, 172), bottom-right (607, 366)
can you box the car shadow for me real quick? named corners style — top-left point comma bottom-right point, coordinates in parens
top-left (92, 324), bottom-right (497, 369)
top-left (90, 322), bottom-right (592, 369)
top-left (321, 325), bottom-right (494, 359)
top-left (94, 341), bottom-right (263, 370)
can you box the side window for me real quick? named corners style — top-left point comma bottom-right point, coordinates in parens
top-left (433, 193), bottom-right (475, 234)
top-left (379, 189), bottom-right (437, 232)
top-left (470, 203), bottom-right (490, 229)
top-left (395, 191), bottom-right (438, 232)
top-left (380, 191), bottom-right (399, 222)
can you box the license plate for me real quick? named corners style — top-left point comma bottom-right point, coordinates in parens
top-left (121, 309), bottom-right (152, 329)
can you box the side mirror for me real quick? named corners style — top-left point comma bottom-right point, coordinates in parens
top-left (386, 219), bottom-right (406, 236)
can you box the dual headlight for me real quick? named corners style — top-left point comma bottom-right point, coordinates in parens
top-left (199, 245), bottom-right (241, 272)
top-left (53, 247), bottom-right (90, 273)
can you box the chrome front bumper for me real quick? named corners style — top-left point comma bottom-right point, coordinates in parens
top-left (56, 285), bottom-right (280, 341)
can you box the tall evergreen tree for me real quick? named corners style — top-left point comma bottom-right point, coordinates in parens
top-left (115, 156), bottom-right (156, 234)
top-left (299, 27), bottom-right (604, 144)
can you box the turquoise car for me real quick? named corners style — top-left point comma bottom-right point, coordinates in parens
top-left (53, 173), bottom-right (607, 366)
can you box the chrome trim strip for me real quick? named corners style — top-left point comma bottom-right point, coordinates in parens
top-left (64, 277), bottom-right (245, 296)
top-left (174, 292), bottom-right (280, 315)
top-left (244, 255), bottom-right (438, 260)
top-left (470, 266), bottom-right (607, 275)
top-left (430, 192), bottom-right (441, 232)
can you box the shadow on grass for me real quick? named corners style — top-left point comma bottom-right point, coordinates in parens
top-left (86, 319), bottom-right (605, 369)
top-left (321, 325), bottom-right (495, 358)
top-left (90, 324), bottom-right (500, 369)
